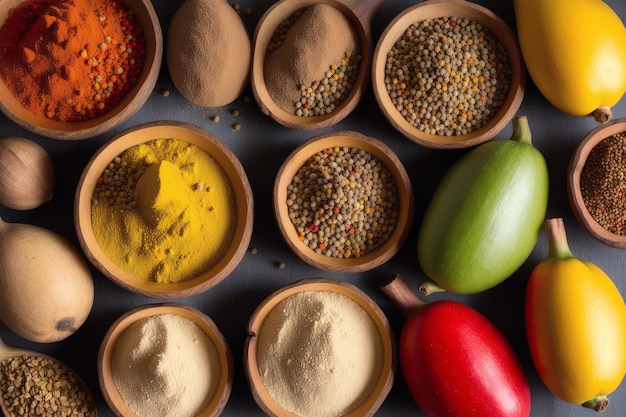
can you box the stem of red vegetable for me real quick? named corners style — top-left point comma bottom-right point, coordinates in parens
top-left (381, 274), bottom-right (428, 319)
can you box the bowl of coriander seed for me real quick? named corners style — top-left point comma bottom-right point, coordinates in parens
top-left (372, 0), bottom-right (526, 149)
top-left (273, 130), bottom-right (414, 273)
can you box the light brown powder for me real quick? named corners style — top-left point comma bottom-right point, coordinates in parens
top-left (257, 290), bottom-right (383, 417)
top-left (167, 0), bottom-right (251, 107)
top-left (264, 4), bottom-right (359, 111)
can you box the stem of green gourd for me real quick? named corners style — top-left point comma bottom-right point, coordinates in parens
top-left (544, 218), bottom-right (575, 260)
top-left (511, 116), bottom-right (532, 144)
top-left (417, 279), bottom-right (446, 296)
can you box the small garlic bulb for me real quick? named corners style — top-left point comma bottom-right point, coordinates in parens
top-left (0, 137), bottom-right (55, 210)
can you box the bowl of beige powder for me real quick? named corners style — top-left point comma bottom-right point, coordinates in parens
top-left (244, 278), bottom-right (396, 417)
top-left (98, 303), bottom-right (234, 417)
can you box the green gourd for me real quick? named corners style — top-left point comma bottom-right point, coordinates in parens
top-left (417, 116), bottom-right (548, 294)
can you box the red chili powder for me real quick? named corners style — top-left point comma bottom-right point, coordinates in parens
top-left (0, 0), bottom-right (146, 122)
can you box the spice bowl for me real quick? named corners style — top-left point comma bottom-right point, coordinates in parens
top-left (0, 0), bottom-right (162, 140)
top-left (98, 303), bottom-right (233, 417)
top-left (244, 278), bottom-right (396, 417)
top-left (74, 121), bottom-right (254, 298)
top-left (273, 130), bottom-right (414, 272)
top-left (568, 118), bottom-right (626, 248)
top-left (251, 0), bottom-right (383, 131)
top-left (372, 0), bottom-right (526, 149)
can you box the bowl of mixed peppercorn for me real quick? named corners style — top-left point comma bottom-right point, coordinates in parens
top-left (273, 130), bottom-right (414, 273)
top-left (371, 0), bottom-right (526, 149)
top-left (0, 0), bottom-right (162, 140)
top-left (568, 119), bottom-right (626, 249)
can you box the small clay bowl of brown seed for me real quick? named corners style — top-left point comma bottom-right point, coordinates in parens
top-left (98, 303), bottom-right (233, 417)
top-left (251, 0), bottom-right (385, 131)
top-left (244, 278), bottom-right (396, 417)
top-left (273, 130), bottom-right (414, 272)
top-left (0, 0), bottom-right (162, 140)
top-left (372, 0), bottom-right (526, 149)
top-left (74, 121), bottom-right (254, 298)
top-left (568, 118), bottom-right (626, 248)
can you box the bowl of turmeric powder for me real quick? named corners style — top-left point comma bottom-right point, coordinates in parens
top-left (74, 121), bottom-right (254, 298)
top-left (99, 303), bottom-right (234, 417)
top-left (273, 130), bottom-right (414, 272)
top-left (371, 0), bottom-right (526, 149)
top-left (0, 0), bottom-right (162, 140)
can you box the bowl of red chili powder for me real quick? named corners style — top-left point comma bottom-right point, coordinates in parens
top-left (0, 0), bottom-right (162, 140)
top-left (568, 118), bottom-right (626, 249)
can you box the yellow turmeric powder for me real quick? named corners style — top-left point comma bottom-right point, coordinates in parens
top-left (91, 138), bottom-right (236, 283)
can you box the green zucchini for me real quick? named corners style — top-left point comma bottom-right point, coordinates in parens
top-left (417, 116), bottom-right (549, 294)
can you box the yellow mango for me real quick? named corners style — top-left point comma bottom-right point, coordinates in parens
top-left (525, 218), bottom-right (626, 412)
top-left (514, 0), bottom-right (626, 122)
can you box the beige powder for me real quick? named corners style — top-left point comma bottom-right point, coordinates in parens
top-left (257, 290), bottom-right (383, 417)
top-left (111, 313), bottom-right (221, 417)
top-left (264, 4), bottom-right (359, 111)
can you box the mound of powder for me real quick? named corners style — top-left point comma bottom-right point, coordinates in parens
top-left (264, 4), bottom-right (359, 111)
top-left (111, 313), bottom-right (221, 417)
top-left (257, 290), bottom-right (383, 417)
top-left (166, 0), bottom-right (251, 107)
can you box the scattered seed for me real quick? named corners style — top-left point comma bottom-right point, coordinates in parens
top-left (233, 123), bottom-right (241, 131)
top-left (276, 261), bottom-right (286, 269)
top-left (231, 108), bottom-right (240, 116)
top-left (211, 115), bottom-right (220, 123)
top-left (249, 247), bottom-right (258, 255)
top-left (160, 89), bottom-right (170, 97)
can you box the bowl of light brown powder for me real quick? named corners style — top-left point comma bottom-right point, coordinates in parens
top-left (244, 278), bottom-right (396, 417)
top-left (74, 121), bottom-right (254, 298)
top-left (98, 303), bottom-right (234, 417)
top-left (568, 118), bottom-right (626, 249)
top-left (372, 0), bottom-right (526, 149)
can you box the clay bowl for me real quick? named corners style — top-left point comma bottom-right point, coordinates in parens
top-left (74, 121), bottom-right (254, 298)
top-left (244, 278), bottom-right (396, 417)
top-left (568, 118), bottom-right (626, 248)
top-left (251, 0), bottom-right (385, 131)
top-left (372, 0), bottom-right (526, 149)
top-left (273, 130), bottom-right (414, 272)
top-left (0, 337), bottom-right (97, 416)
top-left (0, 0), bottom-right (162, 140)
top-left (98, 303), bottom-right (233, 417)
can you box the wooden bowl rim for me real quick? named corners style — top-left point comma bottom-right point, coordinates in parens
top-left (272, 130), bottom-right (415, 272)
top-left (371, 0), bottom-right (526, 149)
top-left (97, 303), bottom-right (234, 417)
top-left (0, 0), bottom-right (163, 140)
top-left (567, 118), bottom-right (626, 249)
top-left (251, 0), bottom-right (373, 131)
top-left (74, 120), bottom-right (254, 298)
top-left (243, 278), bottom-right (396, 417)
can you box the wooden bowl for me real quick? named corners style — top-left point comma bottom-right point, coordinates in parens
top-left (74, 121), bottom-right (254, 298)
top-left (0, 0), bottom-right (162, 140)
top-left (273, 130), bottom-right (414, 272)
top-left (568, 118), bottom-right (626, 248)
top-left (251, 0), bottom-right (384, 131)
top-left (98, 303), bottom-right (233, 417)
top-left (372, 0), bottom-right (526, 149)
top-left (244, 278), bottom-right (396, 417)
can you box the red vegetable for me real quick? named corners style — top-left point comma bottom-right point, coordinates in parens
top-left (382, 275), bottom-right (530, 417)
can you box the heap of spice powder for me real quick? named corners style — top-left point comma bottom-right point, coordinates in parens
top-left (287, 146), bottom-right (399, 258)
top-left (385, 17), bottom-right (512, 136)
top-left (0, 354), bottom-right (96, 417)
top-left (0, 0), bottom-right (146, 122)
top-left (264, 5), bottom-right (362, 117)
top-left (91, 138), bottom-right (236, 284)
top-left (580, 132), bottom-right (626, 235)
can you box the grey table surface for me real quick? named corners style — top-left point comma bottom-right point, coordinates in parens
top-left (1, 0), bottom-right (626, 416)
